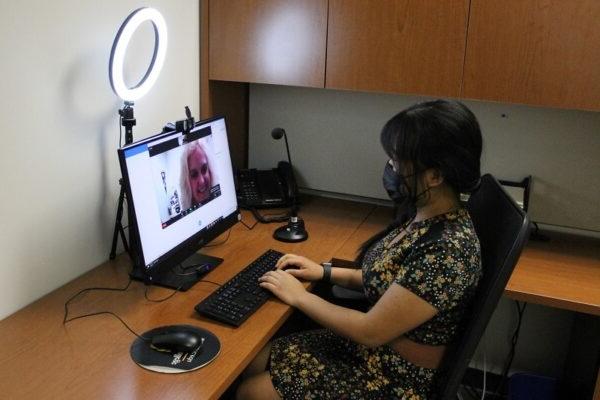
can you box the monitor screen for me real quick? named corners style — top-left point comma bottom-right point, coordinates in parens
top-left (118, 116), bottom-right (239, 288)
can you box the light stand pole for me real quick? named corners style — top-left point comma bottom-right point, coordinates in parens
top-left (109, 102), bottom-right (136, 259)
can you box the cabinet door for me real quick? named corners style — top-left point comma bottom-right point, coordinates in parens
top-left (209, 0), bottom-right (327, 87)
top-left (463, 0), bottom-right (600, 111)
top-left (326, 0), bottom-right (469, 97)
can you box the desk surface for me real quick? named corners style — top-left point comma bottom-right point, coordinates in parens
top-left (504, 233), bottom-right (600, 315)
top-left (1, 198), bottom-right (599, 399)
top-left (0, 196), bottom-right (374, 400)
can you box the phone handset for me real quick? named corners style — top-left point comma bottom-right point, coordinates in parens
top-left (276, 161), bottom-right (298, 202)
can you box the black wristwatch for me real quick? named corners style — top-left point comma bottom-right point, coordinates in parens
top-left (321, 262), bottom-right (332, 283)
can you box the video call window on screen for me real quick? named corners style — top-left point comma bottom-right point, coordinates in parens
top-left (120, 116), bottom-right (238, 276)
top-left (148, 126), bottom-right (222, 229)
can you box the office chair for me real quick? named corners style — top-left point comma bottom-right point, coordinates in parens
top-left (434, 173), bottom-right (531, 399)
top-left (329, 173), bottom-right (530, 399)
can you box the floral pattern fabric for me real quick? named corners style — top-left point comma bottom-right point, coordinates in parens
top-left (269, 208), bottom-right (481, 400)
top-left (362, 208), bottom-right (481, 345)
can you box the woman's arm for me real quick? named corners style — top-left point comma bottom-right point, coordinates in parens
top-left (297, 283), bottom-right (437, 347)
top-left (275, 254), bottom-right (364, 290)
top-left (259, 270), bottom-right (437, 348)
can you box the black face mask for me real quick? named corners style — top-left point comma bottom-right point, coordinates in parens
top-left (382, 161), bottom-right (430, 206)
top-left (383, 161), bottom-right (408, 204)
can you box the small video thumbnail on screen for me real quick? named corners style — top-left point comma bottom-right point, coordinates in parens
top-left (149, 134), bottom-right (221, 229)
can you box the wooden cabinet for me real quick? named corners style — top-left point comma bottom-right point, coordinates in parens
top-left (326, 0), bottom-right (469, 98)
top-left (205, 0), bottom-right (600, 113)
top-left (463, 0), bottom-right (600, 111)
top-left (209, 0), bottom-right (328, 87)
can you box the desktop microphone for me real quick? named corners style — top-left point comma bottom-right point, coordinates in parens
top-left (271, 127), bottom-right (308, 242)
top-left (271, 128), bottom-right (292, 167)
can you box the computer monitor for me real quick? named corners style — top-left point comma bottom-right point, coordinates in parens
top-left (118, 115), bottom-right (240, 290)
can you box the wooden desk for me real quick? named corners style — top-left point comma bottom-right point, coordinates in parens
top-left (0, 196), bottom-right (374, 400)
top-left (504, 233), bottom-right (600, 315)
top-left (2, 199), bottom-right (599, 399)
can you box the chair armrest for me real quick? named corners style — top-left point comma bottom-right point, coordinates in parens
top-left (320, 258), bottom-right (368, 309)
top-left (329, 258), bottom-right (360, 269)
top-left (331, 285), bottom-right (367, 300)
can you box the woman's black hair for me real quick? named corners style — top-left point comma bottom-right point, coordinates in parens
top-left (356, 99), bottom-right (483, 264)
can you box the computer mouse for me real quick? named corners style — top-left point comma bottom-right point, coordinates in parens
top-left (150, 331), bottom-right (204, 354)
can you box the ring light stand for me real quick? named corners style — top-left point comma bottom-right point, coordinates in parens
top-left (108, 7), bottom-right (168, 260)
top-left (109, 102), bottom-right (136, 259)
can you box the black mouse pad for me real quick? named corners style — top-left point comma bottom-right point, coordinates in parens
top-left (130, 324), bottom-right (220, 373)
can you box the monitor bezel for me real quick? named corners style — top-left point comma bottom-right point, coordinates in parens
top-left (117, 115), bottom-right (240, 279)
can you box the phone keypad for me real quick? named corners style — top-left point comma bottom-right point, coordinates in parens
top-left (240, 180), bottom-right (259, 202)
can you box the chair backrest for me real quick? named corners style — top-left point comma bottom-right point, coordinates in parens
top-left (434, 174), bottom-right (531, 400)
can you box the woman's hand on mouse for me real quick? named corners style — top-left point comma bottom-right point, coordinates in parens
top-left (259, 269), bottom-right (307, 307)
top-left (275, 254), bottom-right (324, 282)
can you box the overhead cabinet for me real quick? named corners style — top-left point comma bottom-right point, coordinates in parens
top-left (209, 0), bottom-right (328, 87)
top-left (325, 0), bottom-right (469, 98)
top-left (462, 0), bottom-right (600, 111)
top-left (208, 0), bottom-right (600, 111)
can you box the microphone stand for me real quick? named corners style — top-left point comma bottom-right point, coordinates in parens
top-left (271, 128), bottom-right (308, 242)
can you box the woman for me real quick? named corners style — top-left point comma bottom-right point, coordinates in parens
top-left (237, 100), bottom-right (483, 400)
top-left (180, 141), bottom-right (213, 209)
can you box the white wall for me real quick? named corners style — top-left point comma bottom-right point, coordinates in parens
top-left (0, 0), bottom-right (199, 319)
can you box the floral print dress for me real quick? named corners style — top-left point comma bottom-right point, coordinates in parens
top-left (269, 208), bottom-right (481, 400)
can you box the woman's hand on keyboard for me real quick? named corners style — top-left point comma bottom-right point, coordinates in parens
top-left (275, 254), bottom-right (324, 282)
top-left (259, 269), bottom-right (307, 307)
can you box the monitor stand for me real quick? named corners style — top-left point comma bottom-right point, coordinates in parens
top-left (130, 252), bottom-right (223, 291)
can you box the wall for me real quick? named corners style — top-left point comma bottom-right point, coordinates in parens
top-left (0, 0), bottom-right (199, 319)
top-left (249, 84), bottom-right (599, 377)
top-left (249, 84), bottom-right (600, 233)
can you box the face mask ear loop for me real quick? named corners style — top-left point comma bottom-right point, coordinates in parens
top-left (414, 186), bottom-right (433, 203)
top-left (409, 171), bottom-right (420, 203)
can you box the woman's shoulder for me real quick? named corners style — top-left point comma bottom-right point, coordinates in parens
top-left (413, 208), bottom-right (480, 254)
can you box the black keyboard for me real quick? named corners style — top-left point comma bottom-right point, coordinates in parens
top-left (194, 249), bottom-right (284, 326)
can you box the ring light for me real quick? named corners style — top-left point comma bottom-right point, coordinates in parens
top-left (109, 7), bottom-right (168, 102)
